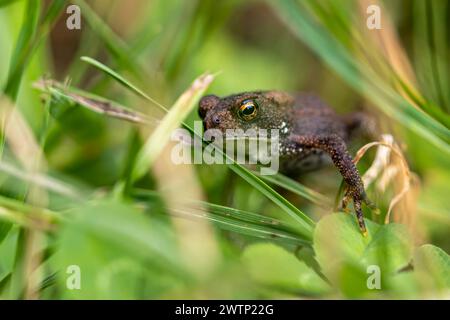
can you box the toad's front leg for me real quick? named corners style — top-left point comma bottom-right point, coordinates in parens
top-left (289, 133), bottom-right (369, 236)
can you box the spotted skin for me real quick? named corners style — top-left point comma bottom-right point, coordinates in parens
top-left (199, 91), bottom-right (373, 235)
top-left (288, 134), bottom-right (367, 235)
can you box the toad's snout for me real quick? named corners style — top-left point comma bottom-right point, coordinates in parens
top-left (198, 95), bottom-right (220, 119)
top-left (199, 95), bottom-right (221, 131)
top-left (202, 114), bottom-right (222, 131)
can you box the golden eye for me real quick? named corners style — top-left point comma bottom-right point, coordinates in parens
top-left (238, 100), bottom-right (258, 121)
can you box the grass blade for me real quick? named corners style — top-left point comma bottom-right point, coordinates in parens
top-left (171, 205), bottom-right (309, 246)
top-left (74, 0), bottom-right (144, 78)
top-left (131, 73), bottom-right (214, 181)
top-left (0, 0), bottom-right (22, 8)
top-left (3, 0), bottom-right (66, 99)
top-left (252, 171), bottom-right (332, 208)
top-left (80, 56), bottom-right (164, 111)
top-left (3, 0), bottom-right (40, 99)
top-left (132, 189), bottom-right (311, 246)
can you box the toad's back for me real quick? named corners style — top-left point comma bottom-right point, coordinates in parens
top-left (290, 94), bottom-right (348, 141)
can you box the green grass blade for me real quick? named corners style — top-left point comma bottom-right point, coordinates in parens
top-left (0, 158), bottom-right (84, 199)
top-left (74, 0), bottom-right (143, 77)
top-left (41, 0), bottom-right (66, 26)
top-left (80, 56), bottom-right (165, 111)
top-left (227, 163), bottom-right (314, 239)
top-left (3, 0), bottom-right (40, 99)
top-left (171, 205), bottom-right (310, 246)
top-left (413, 0), bottom-right (450, 113)
top-left (0, 0), bottom-right (22, 8)
top-left (132, 189), bottom-right (311, 245)
top-left (252, 171), bottom-right (332, 208)
top-left (3, 0), bottom-right (66, 99)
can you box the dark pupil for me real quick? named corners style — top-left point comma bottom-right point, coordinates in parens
top-left (242, 104), bottom-right (255, 115)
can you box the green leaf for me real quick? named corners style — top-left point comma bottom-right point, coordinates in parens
top-left (414, 244), bottom-right (450, 291)
top-left (65, 200), bottom-right (182, 269)
top-left (242, 243), bottom-right (330, 295)
top-left (0, 221), bottom-right (12, 244)
top-left (0, 226), bottom-right (19, 284)
top-left (314, 213), bottom-right (413, 294)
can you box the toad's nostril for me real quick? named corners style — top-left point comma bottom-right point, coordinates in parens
top-left (199, 95), bottom-right (220, 119)
top-left (212, 115), bottom-right (221, 125)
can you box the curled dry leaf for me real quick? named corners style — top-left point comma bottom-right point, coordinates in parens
top-left (353, 134), bottom-right (418, 227)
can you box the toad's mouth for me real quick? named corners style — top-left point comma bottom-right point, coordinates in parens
top-left (201, 111), bottom-right (226, 132)
top-left (201, 117), bottom-right (213, 132)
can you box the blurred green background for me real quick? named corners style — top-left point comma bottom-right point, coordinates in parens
top-left (0, 0), bottom-right (448, 299)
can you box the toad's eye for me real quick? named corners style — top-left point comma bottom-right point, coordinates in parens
top-left (238, 100), bottom-right (258, 121)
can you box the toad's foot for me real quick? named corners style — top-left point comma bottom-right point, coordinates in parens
top-left (290, 133), bottom-right (370, 236)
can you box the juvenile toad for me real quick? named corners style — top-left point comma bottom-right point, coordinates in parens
top-left (199, 91), bottom-right (374, 236)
